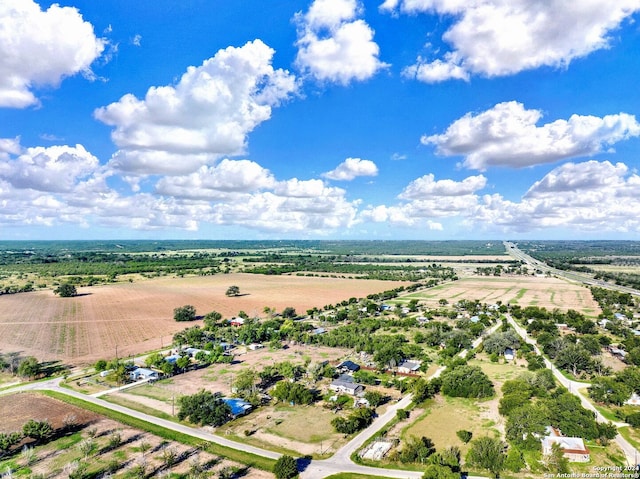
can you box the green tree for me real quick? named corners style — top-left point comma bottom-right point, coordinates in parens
top-left (177, 390), bottom-right (232, 426)
top-left (22, 419), bottom-right (53, 442)
top-left (17, 356), bottom-right (41, 379)
top-left (174, 304), bottom-right (197, 322)
top-left (271, 381), bottom-right (314, 405)
top-left (282, 307), bottom-right (297, 318)
top-left (441, 365), bottom-right (494, 398)
top-left (545, 442), bottom-right (570, 474)
top-left (273, 455), bottom-right (298, 479)
top-left (504, 447), bottom-right (525, 473)
top-left (54, 283), bottom-right (77, 297)
top-left (226, 285), bottom-right (241, 297)
top-left (364, 390), bottom-right (384, 407)
top-left (0, 432), bottom-right (22, 454)
top-left (465, 436), bottom-right (506, 479)
top-left (94, 359), bottom-right (107, 372)
top-left (398, 436), bottom-right (436, 463)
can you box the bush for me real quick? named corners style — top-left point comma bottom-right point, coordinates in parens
top-left (456, 430), bottom-right (472, 443)
top-left (54, 283), bottom-right (77, 297)
top-left (273, 455), bottom-right (298, 479)
top-left (396, 409), bottom-right (409, 420)
top-left (174, 305), bottom-right (197, 322)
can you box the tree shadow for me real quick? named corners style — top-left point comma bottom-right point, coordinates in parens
top-left (296, 455), bottom-right (313, 472)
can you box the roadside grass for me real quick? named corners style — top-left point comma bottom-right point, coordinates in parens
top-left (41, 390), bottom-right (276, 471)
top-left (103, 393), bottom-right (176, 421)
top-left (576, 388), bottom-right (621, 423)
top-left (619, 426), bottom-right (640, 450)
top-left (126, 382), bottom-right (178, 402)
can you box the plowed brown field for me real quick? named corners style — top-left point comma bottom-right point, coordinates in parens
top-left (0, 273), bottom-right (409, 365)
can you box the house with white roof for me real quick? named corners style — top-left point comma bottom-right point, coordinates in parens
top-left (541, 428), bottom-right (590, 462)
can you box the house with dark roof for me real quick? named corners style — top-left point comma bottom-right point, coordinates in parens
top-left (337, 360), bottom-right (360, 374)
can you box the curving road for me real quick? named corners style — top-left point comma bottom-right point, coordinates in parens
top-left (504, 314), bottom-right (639, 466)
top-left (0, 318), bottom-right (503, 478)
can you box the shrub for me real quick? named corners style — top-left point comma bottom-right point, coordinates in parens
top-left (456, 430), bottom-right (472, 443)
top-left (273, 455), bottom-right (298, 479)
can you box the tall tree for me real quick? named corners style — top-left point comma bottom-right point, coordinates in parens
top-left (465, 437), bottom-right (506, 479)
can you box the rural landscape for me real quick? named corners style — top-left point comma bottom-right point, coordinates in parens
top-left (1, 240), bottom-right (640, 479)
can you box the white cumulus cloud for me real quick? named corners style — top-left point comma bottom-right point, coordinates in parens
top-left (322, 157), bottom-right (379, 180)
top-left (0, 0), bottom-right (105, 108)
top-left (95, 40), bottom-right (298, 175)
top-left (295, 0), bottom-right (388, 85)
top-left (470, 160), bottom-right (640, 233)
top-left (386, 0), bottom-right (640, 81)
top-left (360, 173), bottom-right (485, 226)
top-left (155, 159), bottom-right (276, 200)
top-left (422, 102), bottom-right (640, 170)
top-left (0, 144), bottom-right (100, 193)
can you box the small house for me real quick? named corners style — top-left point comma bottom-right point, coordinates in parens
top-left (625, 392), bottom-right (640, 406)
top-left (337, 360), bottom-right (360, 374)
top-left (542, 435), bottom-right (590, 462)
top-left (329, 374), bottom-right (364, 395)
top-left (248, 343), bottom-right (264, 350)
top-left (230, 317), bottom-right (245, 327)
top-left (608, 346), bottom-right (627, 360)
top-left (129, 367), bottom-right (159, 381)
top-left (397, 360), bottom-right (421, 374)
top-left (222, 398), bottom-right (253, 417)
top-left (614, 313), bottom-right (629, 322)
top-left (165, 354), bottom-right (181, 364)
top-left (504, 347), bottom-right (515, 361)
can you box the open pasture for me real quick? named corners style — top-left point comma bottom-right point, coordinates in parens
top-left (0, 273), bottom-right (409, 365)
top-left (404, 276), bottom-right (600, 315)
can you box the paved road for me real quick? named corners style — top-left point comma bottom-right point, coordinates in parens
top-left (505, 241), bottom-right (640, 297)
top-left (1, 315), bottom-right (504, 478)
top-left (504, 314), bottom-right (639, 466)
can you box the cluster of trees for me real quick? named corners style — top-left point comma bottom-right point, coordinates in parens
top-left (1, 419), bottom-right (53, 456)
top-left (589, 366), bottom-right (640, 407)
top-left (440, 365), bottom-right (494, 399)
top-left (331, 407), bottom-right (375, 434)
top-left (243, 256), bottom-right (458, 282)
top-left (0, 354), bottom-right (44, 379)
top-left (271, 380), bottom-right (315, 405)
top-left (177, 390), bottom-right (232, 426)
top-left (499, 370), bottom-right (617, 451)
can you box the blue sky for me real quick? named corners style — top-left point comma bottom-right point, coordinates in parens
top-left (1, 0), bottom-right (640, 240)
